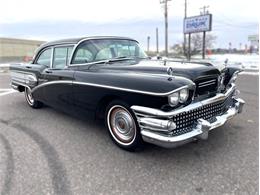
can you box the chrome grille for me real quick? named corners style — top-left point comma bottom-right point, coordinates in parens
top-left (171, 94), bottom-right (233, 136)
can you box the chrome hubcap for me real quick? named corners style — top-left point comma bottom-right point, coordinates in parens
top-left (26, 88), bottom-right (34, 105)
top-left (108, 106), bottom-right (136, 145)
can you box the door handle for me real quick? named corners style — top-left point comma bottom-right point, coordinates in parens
top-left (25, 66), bottom-right (32, 69)
top-left (45, 70), bottom-right (52, 73)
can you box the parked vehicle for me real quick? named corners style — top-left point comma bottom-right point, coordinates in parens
top-left (10, 36), bottom-right (245, 151)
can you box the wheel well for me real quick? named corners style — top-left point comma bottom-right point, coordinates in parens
top-left (17, 85), bottom-right (25, 92)
top-left (95, 95), bottom-right (121, 120)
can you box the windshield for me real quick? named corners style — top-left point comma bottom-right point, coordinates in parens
top-left (71, 39), bottom-right (147, 64)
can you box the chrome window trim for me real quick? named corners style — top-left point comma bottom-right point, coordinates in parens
top-left (50, 47), bottom-right (54, 68)
top-left (68, 37), bottom-right (140, 66)
top-left (52, 44), bottom-right (75, 68)
top-left (34, 47), bottom-right (53, 68)
top-left (30, 80), bottom-right (190, 96)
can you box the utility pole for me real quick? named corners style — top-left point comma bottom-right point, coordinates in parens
top-left (200, 5), bottom-right (209, 59)
top-left (184, 0), bottom-right (187, 58)
top-left (147, 36), bottom-right (150, 53)
top-left (156, 28), bottom-right (159, 54)
top-left (200, 5), bottom-right (209, 15)
top-left (160, 0), bottom-right (171, 57)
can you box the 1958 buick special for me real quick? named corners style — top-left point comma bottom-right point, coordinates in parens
top-left (10, 36), bottom-right (245, 151)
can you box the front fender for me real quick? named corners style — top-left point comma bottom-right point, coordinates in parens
top-left (74, 71), bottom-right (195, 96)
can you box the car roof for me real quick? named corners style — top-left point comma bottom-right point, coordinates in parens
top-left (38, 36), bottom-right (138, 50)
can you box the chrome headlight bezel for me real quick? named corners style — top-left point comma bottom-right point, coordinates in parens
top-left (228, 71), bottom-right (240, 86)
top-left (168, 87), bottom-right (190, 107)
top-left (168, 92), bottom-right (179, 107)
top-left (179, 88), bottom-right (189, 103)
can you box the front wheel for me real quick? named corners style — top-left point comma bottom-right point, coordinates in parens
top-left (24, 87), bottom-right (43, 109)
top-left (105, 100), bottom-right (143, 151)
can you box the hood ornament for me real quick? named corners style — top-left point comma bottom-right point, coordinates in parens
top-left (167, 67), bottom-right (173, 76)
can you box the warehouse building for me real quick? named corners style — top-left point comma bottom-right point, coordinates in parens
top-left (0, 37), bottom-right (45, 63)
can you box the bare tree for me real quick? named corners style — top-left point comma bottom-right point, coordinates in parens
top-left (190, 33), bottom-right (217, 55)
top-left (171, 44), bottom-right (183, 55)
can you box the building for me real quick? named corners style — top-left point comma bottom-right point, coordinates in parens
top-left (0, 37), bottom-right (45, 63)
top-left (248, 34), bottom-right (259, 53)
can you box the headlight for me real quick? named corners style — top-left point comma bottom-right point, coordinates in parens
top-left (230, 74), bottom-right (237, 83)
top-left (168, 92), bottom-right (179, 107)
top-left (179, 88), bottom-right (189, 103)
top-left (228, 72), bottom-right (238, 85)
top-left (168, 88), bottom-right (189, 107)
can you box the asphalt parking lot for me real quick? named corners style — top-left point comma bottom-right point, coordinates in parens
top-left (0, 72), bottom-right (258, 195)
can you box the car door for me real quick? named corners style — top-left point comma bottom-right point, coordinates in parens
top-left (41, 45), bottom-right (75, 113)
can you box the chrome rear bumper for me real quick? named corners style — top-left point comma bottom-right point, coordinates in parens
top-left (131, 85), bottom-right (245, 148)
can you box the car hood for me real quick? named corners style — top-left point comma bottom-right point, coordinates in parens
top-left (88, 59), bottom-right (220, 81)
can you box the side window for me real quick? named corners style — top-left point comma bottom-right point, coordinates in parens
top-left (95, 48), bottom-right (113, 60)
top-left (72, 45), bottom-right (93, 64)
top-left (53, 47), bottom-right (73, 69)
top-left (36, 48), bottom-right (52, 67)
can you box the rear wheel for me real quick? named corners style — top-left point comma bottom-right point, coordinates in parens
top-left (106, 100), bottom-right (143, 151)
top-left (24, 87), bottom-right (43, 108)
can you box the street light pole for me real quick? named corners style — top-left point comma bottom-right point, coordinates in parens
top-left (147, 36), bottom-right (150, 53)
top-left (156, 28), bottom-right (159, 54)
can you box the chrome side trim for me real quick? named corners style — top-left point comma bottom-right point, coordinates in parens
top-left (198, 82), bottom-right (216, 88)
top-left (198, 79), bottom-right (216, 85)
top-left (30, 80), bottom-right (190, 96)
top-left (73, 81), bottom-right (190, 96)
top-left (10, 71), bottom-right (38, 87)
top-left (131, 84), bottom-right (236, 118)
top-left (31, 80), bottom-right (72, 93)
top-left (11, 81), bottom-right (30, 90)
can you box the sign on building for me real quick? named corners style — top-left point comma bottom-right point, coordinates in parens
top-left (184, 14), bottom-right (212, 34)
top-left (248, 35), bottom-right (258, 42)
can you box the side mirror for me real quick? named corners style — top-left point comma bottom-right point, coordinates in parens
top-left (224, 58), bottom-right (229, 65)
top-left (157, 55), bottom-right (162, 60)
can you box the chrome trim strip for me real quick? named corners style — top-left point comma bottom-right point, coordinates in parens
top-left (227, 70), bottom-right (241, 86)
top-left (131, 84), bottom-right (236, 118)
top-left (198, 82), bottom-right (216, 88)
top-left (31, 80), bottom-right (72, 93)
top-left (198, 79), bottom-right (216, 85)
top-left (30, 80), bottom-right (190, 96)
top-left (50, 47), bottom-right (54, 68)
top-left (10, 70), bottom-right (38, 87)
top-left (11, 84), bottom-right (18, 90)
top-left (52, 44), bottom-right (75, 67)
top-left (11, 81), bottom-right (30, 89)
top-left (72, 81), bottom-right (189, 96)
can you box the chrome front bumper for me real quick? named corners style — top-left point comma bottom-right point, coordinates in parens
top-left (131, 85), bottom-right (245, 148)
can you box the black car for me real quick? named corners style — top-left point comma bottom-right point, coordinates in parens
top-left (10, 36), bottom-right (245, 151)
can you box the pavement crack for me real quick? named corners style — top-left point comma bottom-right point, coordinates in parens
top-left (0, 133), bottom-right (15, 195)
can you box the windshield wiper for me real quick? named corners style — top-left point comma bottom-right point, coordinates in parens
top-left (106, 56), bottom-right (134, 62)
top-left (88, 56), bottom-right (142, 68)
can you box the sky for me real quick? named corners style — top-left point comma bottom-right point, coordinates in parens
top-left (0, 0), bottom-right (259, 50)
